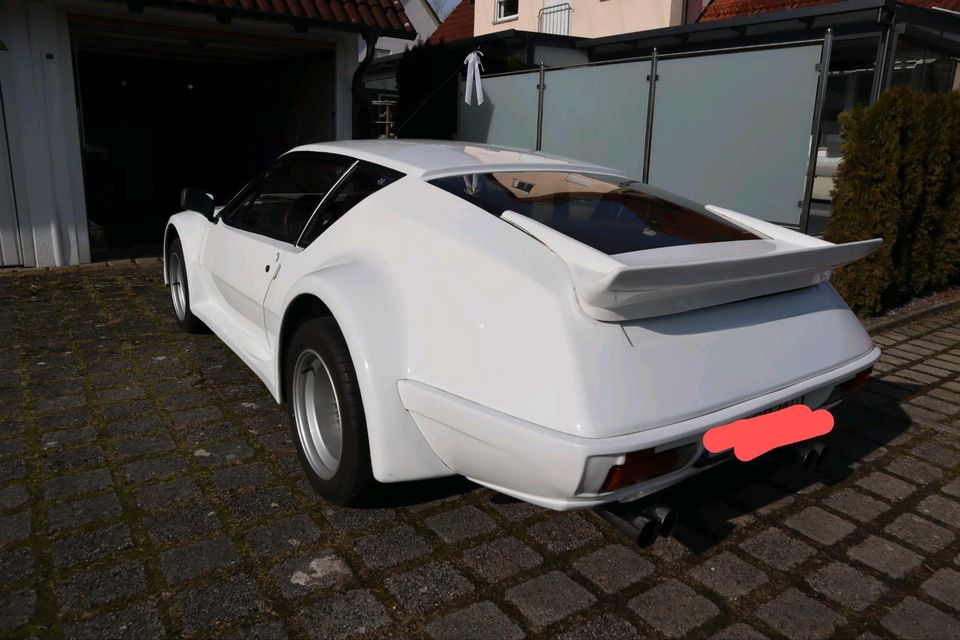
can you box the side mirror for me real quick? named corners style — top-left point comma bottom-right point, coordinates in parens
top-left (180, 188), bottom-right (216, 220)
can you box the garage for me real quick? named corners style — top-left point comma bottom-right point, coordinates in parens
top-left (0, 0), bottom-right (414, 267)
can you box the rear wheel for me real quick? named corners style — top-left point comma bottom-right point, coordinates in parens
top-left (167, 237), bottom-right (205, 333)
top-left (286, 316), bottom-right (372, 505)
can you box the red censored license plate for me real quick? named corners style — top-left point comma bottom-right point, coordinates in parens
top-left (702, 404), bottom-right (834, 462)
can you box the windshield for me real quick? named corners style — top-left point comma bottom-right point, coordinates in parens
top-left (428, 171), bottom-right (758, 255)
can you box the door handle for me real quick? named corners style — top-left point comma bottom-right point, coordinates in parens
top-left (265, 264), bottom-right (270, 273)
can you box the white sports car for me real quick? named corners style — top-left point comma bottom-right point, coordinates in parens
top-left (164, 140), bottom-right (881, 511)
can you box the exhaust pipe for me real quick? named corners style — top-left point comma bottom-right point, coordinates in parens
top-left (597, 504), bottom-right (678, 547)
top-left (795, 441), bottom-right (828, 468)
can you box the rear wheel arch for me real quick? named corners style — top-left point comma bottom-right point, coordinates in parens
top-left (163, 225), bottom-right (179, 284)
top-left (278, 294), bottom-right (335, 403)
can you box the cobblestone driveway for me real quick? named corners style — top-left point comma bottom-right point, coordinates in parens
top-left (2, 262), bottom-right (960, 639)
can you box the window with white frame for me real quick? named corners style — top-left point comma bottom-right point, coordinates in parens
top-left (496, 0), bottom-right (519, 20)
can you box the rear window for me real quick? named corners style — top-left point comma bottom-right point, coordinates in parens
top-left (428, 171), bottom-right (758, 255)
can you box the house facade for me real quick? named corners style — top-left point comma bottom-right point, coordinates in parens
top-left (474, 0), bottom-right (696, 38)
top-left (0, 0), bottom-right (416, 268)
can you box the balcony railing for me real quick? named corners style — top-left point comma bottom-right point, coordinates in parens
top-left (538, 3), bottom-right (572, 36)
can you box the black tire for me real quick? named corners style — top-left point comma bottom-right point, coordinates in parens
top-left (285, 316), bottom-right (372, 505)
top-left (167, 237), bottom-right (206, 333)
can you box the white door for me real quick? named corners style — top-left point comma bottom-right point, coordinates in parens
top-left (199, 153), bottom-right (352, 352)
top-left (0, 83), bottom-right (22, 267)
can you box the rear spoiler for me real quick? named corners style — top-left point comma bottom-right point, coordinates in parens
top-left (501, 209), bottom-right (882, 321)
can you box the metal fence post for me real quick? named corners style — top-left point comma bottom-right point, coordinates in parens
top-left (536, 62), bottom-right (546, 151)
top-left (799, 29), bottom-right (833, 235)
top-left (641, 48), bottom-right (658, 184)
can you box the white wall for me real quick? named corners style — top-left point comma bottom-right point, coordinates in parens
top-left (0, 0), bottom-right (90, 267)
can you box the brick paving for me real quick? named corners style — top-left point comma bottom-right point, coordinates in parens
top-left (2, 262), bottom-right (960, 639)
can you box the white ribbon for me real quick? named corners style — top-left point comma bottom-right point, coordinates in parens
top-left (464, 50), bottom-right (484, 106)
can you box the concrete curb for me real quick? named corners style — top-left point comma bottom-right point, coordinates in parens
top-left (0, 256), bottom-right (162, 276)
top-left (863, 289), bottom-right (960, 334)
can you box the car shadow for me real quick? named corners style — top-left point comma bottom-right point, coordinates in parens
top-left (353, 475), bottom-right (481, 509)
top-left (607, 378), bottom-right (922, 552)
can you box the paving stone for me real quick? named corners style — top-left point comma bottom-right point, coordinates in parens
top-left (183, 421), bottom-right (242, 444)
top-left (41, 445), bottom-right (105, 473)
top-left (881, 597), bottom-right (960, 640)
top-left (526, 512), bottom-right (601, 553)
top-left (912, 441), bottom-right (958, 467)
top-left (44, 468), bottom-right (114, 500)
top-left (176, 573), bottom-right (267, 635)
top-left (245, 514), bottom-right (323, 557)
top-left (711, 623), bottom-right (768, 640)
top-left (923, 569), bottom-right (960, 612)
top-left (47, 493), bottom-right (123, 532)
top-left (58, 559), bottom-right (148, 612)
top-left (756, 588), bottom-right (844, 640)
top-left (886, 455), bottom-right (945, 483)
top-left (115, 434), bottom-right (176, 459)
top-left (269, 549), bottom-right (354, 599)
top-left (211, 462), bottom-right (278, 491)
top-left (784, 506), bottom-right (857, 546)
top-left (226, 486), bottom-right (297, 523)
top-left (298, 588), bottom-right (390, 640)
top-left (885, 513), bottom-right (955, 553)
top-left (322, 505), bottom-right (398, 532)
top-left (822, 488), bottom-right (890, 522)
top-left (425, 505), bottom-right (498, 543)
top-left (133, 476), bottom-right (202, 511)
top-left (191, 440), bottom-right (254, 466)
top-left (506, 570), bottom-right (596, 627)
top-left (0, 457), bottom-right (26, 483)
top-left (123, 454), bottom-right (188, 484)
top-left (462, 536), bottom-right (542, 583)
top-left (0, 547), bottom-right (35, 583)
top-left (741, 527), bottom-right (815, 570)
top-left (353, 525), bottom-right (432, 569)
top-left (688, 551), bottom-right (768, 600)
top-left (426, 601), bottom-right (526, 640)
top-left (221, 619), bottom-right (289, 640)
top-left (385, 561), bottom-right (474, 613)
top-left (143, 503), bottom-right (221, 546)
top-left (847, 535), bottom-right (923, 579)
top-left (160, 537), bottom-right (241, 584)
top-left (0, 484), bottom-right (29, 510)
top-left (855, 471), bottom-right (917, 501)
top-left (806, 562), bottom-right (885, 611)
top-left (572, 543), bottom-right (653, 594)
top-left (556, 613), bottom-right (638, 640)
top-left (51, 522), bottom-right (133, 568)
top-left (628, 578), bottom-right (718, 638)
top-left (64, 601), bottom-right (166, 640)
top-left (486, 495), bottom-right (546, 522)
top-left (916, 494), bottom-right (960, 528)
top-left (104, 415), bottom-right (166, 439)
top-left (0, 589), bottom-right (36, 634)
top-left (0, 438), bottom-right (26, 458)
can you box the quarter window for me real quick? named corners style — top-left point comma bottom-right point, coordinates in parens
top-left (222, 155), bottom-right (351, 244)
top-left (298, 163), bottom-right (404, 247)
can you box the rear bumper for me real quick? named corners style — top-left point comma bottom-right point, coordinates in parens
top-left (398, 346), bottom-right (880, 510)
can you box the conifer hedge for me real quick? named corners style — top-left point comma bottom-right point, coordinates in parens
top-left (825, 88), bottom-right (960, 316)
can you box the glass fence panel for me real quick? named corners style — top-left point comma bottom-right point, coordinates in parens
top-left (539, 62), bottom-right (649, 179)
top-left (649, 45), bottom-right (823, 226)
top-left (457, 73), bottom-right (539, 149)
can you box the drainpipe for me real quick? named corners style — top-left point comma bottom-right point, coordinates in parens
top-left (352, 32), bottom-right (379, 139)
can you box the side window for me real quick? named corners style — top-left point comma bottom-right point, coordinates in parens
top-left (222, 155), bottom-right (350, 244)
top-left (298, 163), bottom-right (403, 247)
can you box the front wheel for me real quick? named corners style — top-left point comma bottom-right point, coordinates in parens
top-left (167, 237), bottom-right (205, 333)
top-left (286, 316), bottom-right (372, 505)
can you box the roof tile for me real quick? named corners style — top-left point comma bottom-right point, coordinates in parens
top-left (428, 0), bottom-right (473, 44)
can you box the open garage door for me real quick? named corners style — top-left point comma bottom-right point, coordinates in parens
top-left (0, 81), bottom-right (22, 267)
top-left (71, 18), bottom-right (336, 259)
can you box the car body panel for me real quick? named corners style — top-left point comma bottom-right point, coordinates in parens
top-left (164, 140), bottom-right (880, 508)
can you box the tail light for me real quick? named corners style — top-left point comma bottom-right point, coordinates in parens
top-left (824, 366), bottom-right (873, 406)
top-left (600, 444), bottom-right (698, 493)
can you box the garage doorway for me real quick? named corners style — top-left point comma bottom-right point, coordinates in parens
top-left (71, 18), bottom-right (336, 258)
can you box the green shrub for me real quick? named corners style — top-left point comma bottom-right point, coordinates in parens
top-left (825, 88), bottom-right (960, 316)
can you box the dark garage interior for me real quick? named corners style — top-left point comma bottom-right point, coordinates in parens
top-left (71, 19), bottom-right (336, 258)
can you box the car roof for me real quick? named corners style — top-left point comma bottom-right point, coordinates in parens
top-left (287, 140), bottom-right (628, 181)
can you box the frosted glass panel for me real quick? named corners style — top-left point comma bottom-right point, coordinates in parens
top-left (458, 73), bottom-right (539, 149)
top-left (649, 45), bottom-right (821, 225)
top-left (540, 62), bottom-right (649, 178)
